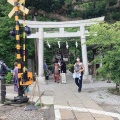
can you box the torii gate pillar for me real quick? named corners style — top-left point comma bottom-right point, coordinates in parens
top-left (38, 27), bottom-right (45, 83)
top-left (80, 25), bottom-right (89, 81)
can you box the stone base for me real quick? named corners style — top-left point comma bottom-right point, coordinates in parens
top-left (37, 76), bottom-right (46, 84)
top-left (83, 75), bottom-right (93, 83)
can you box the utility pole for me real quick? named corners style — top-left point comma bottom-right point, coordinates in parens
top-left (8, 0), bottom-right (33, 103)
top-left (14, 0), bottom-right (23, 96)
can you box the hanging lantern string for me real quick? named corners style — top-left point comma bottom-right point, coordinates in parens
top-left (45, 39), bottom-right (80, 42)
top-left (45, 40), bottom-right (80, 48)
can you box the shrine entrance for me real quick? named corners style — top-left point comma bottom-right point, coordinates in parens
top-left (19, 16), bottom-right (104, 83)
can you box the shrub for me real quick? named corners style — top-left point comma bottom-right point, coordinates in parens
top-left (5, 72), bottom-right (12, 84)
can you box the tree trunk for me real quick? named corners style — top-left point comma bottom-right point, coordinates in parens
top-left (106, 0), bottom-right (120, 9)
top-left (93, 0), bottom-right (96, 9)
top-left (106, 0), bottom-right (109, 9)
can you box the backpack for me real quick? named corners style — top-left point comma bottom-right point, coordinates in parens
top-left (0, 62), bottom-right (9, 75)
top-left (74, 63), bottom-right (81, 72)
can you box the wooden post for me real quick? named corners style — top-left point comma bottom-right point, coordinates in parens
top-left (29, 75), bottom-right (42, 108)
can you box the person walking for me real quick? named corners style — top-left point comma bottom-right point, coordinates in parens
top-left (61, 60), bottom-right (67, 83)
top-left (58, 59), bottom-right (61, 74)
top-left (0, 59), bottom-right (10, 76)
top-left (13, 62), bottom-right (18, 92)
top-left (61, 61), bottom-right (66, 73)
top-left (74, 57), bottom-right (84, 92)
top-left (43, 60), bottom-right (48, 71)
top-left (54, 60), bottom-right (60, 83)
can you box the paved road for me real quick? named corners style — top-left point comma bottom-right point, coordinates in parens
top-left (53, 73), bottom-right (119, 120)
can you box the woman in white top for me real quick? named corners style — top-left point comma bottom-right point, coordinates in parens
top-left (74, 57), bottom-right (84, 92)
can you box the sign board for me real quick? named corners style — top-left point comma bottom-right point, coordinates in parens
top-left (7, 0), bottom-right (29, 18)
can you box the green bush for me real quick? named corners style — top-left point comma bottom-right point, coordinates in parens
top-left (5, 72), bottom-right (12, 84)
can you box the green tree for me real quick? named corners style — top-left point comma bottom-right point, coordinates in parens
top-left (0, 0), bottom-right (35, 68)
top-left (87, 22), bottom-right (120, 90)
top-left (0, 0), bottom-right (120, 69)
top-left (0, 0), bottom-right (15, 68)
top-left (25, 0), bottom-right (120, 22)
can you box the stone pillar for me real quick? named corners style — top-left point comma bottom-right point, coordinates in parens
top-left (80, 26), bottom-right (91, 82)
top-left (38, 27), bottom-right (45, 84)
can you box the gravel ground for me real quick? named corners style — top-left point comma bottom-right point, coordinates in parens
top-left (87, 89), bottom-right (120, 105)
top-left (87, 89), bottom-right (120, 116)
top-left (0, 107), bottom-right (46, 120)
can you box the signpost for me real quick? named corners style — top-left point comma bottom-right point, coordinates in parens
top-left (7, 0), bottom-right (33, 103)
top-left (7, 0), bottom-right (29, 18)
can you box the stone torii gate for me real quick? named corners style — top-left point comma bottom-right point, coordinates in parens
top-left (19, 16), bottom-right (104, 83)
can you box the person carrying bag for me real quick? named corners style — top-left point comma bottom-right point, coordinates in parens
top-left (73, 57), bottom-right (84, 92)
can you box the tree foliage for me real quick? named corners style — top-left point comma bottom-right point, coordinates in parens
top-left (0, 0), bottom-right (35, 68)
top-left (0, 0), bottom-right (120, 68)
top-left (87, 22), bottom-right (120, 84)
top-left (25, 0), bottom-right (120, 22)
top-left (0, 0), bottom-right (15, 68)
